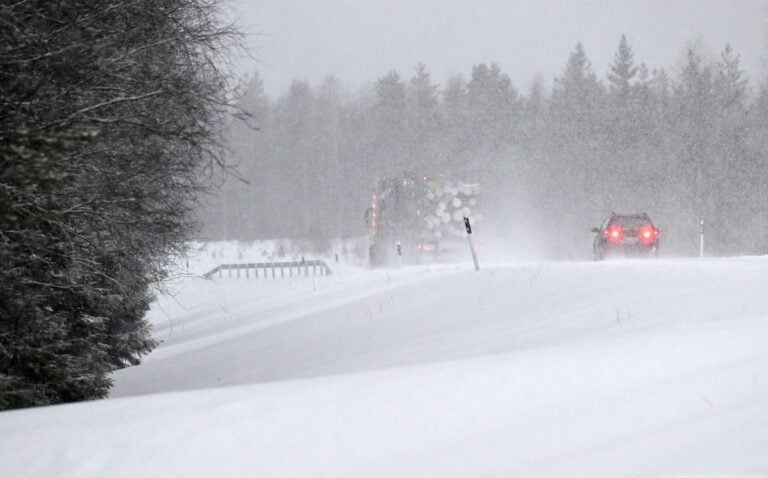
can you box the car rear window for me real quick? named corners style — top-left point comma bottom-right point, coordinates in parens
top-left (611, 216), bottom-right (652, 229)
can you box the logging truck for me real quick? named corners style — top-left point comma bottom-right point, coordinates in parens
top-left (365, 175), bottom-right (480, 267)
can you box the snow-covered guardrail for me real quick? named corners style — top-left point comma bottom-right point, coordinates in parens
top-left (203, 260), bottom-right (332, 279)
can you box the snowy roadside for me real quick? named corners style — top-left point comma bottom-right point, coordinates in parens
top-left (1, 315), bottom-right (766, 477)
top-left (2, 256), bottom-right (768, 477)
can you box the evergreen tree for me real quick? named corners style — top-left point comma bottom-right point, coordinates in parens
top-left (196, 36), bottom-right (768, 260)
top-left (748, 84), bottom-right (768, 252)
top-left (1, 0), bottom-right (239, 409)
top-left (520, 76), bottom-right (547, 155)
top-left (631, 64), bottom-right (673, 203)
top-left (203, 72), bottom-right (272, 241)
top-left (606, 35), bottom-right (640, 149)
top-left (0, 132), bottom-right (112, 407)
top-left (552, 43), bottom-right (605, 119)
top-left (372, 71), bottom-right (408, 174)
top-left (607, 35), bottom-right (638, 104)
top-left (525, 76), bottom-right (546, 119)
top-left (408, 63), bottom-right (440, 111)
top-left (465, 63), bottom-right (520, 153)
top-left (550, 43), bottom-right (606, 172)
top-left (406, 63), bottom-right (441, 173)
top-left (440, 75), bottom-right (470, 170)
top-left (270, 81), bottom-right (316, 238)
top-left (711, 45), bottom-right (754, 253)
top-left (313, 76), bottom-right (345, 242)
top-left (519, 76), bottom-right (547, 156)
top-left (672, 48), bottom-right (717, 235)
top-left (605, 36), bottom-right (657, 210)
top-left (547, 43), bottom-right (607, 254)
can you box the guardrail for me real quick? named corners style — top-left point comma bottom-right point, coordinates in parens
top-left (203, 260), bottom-right (332, 279)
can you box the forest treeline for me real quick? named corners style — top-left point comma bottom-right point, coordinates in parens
top-left (203, 36), bottom-right (768, 258)
top-left (1, 1), bottom-right (236, 409)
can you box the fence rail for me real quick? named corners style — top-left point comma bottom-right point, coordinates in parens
top-left (203, 260), bottom-right (332, 279)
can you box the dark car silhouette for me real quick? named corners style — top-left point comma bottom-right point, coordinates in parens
top-left (592, 213), bottom-right (659, 261)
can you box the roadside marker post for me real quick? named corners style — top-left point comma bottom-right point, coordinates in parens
top-left (464, 217), bottom-right (480, 272)
top-left (700, 219), bottom-right (705, 258)
top-left (396, 240), bottom-right (402, 268)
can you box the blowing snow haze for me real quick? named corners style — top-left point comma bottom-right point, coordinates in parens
top-left (234, 0), bottom-right (767, 96)
top-left (4, 1), bottom-right (768, 476)
top-left (202, 0), bottom-right (768, 259)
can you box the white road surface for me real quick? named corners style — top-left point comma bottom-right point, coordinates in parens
top-left (2, 254), bottom-right (768, 477)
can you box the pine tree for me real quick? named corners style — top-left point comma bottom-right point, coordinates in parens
top-left (0, 132), bottom-right (112, 407)
top-left (714, 45), bottom-right (749, 111)
top-left (548, 43), bottom-right (607, 245)
top-left (552, 43), bottom-right (605, 118)
top-left (408, 63), bottom-right (440, 112)
top-left (671, 49), bottom-right (717, 247)
top-left (201, 72), bottom-right (273, 241)
top-left (519, 76), bottom-right (546, 149)
top-left (440, 75), bottom-right (470, 173)
top-left (606, 35), bottom-right (641, 149)
top-left (1, 0), bottom-right (239, 409)
top-left (406, 64), bottom-right (441, 173)
top-left (313, 76), bottom-right (345, 243)
top-left (605, 36), bottom-right (653, 206)
top-left (271, 81), bottom-right (316, 238)
top-left (607, 35), bottom-right (638, 104)
top-left (372, 71), bottom-right (408, 174)
top-left (749, 84), bottom-right (768, 252)
top-left (711, 45), bottom-right (754, 253)
top-left (465, 63), bottom-right (520, 152)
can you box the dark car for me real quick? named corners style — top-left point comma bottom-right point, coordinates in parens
top-left (592, 213), bottom-right (659, 261)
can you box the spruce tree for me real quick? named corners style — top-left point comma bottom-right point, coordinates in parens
top-left (406, 64), bottom-right (441, 173)
top-left (672, 49), bottom-right (717, 245)
top-left (711, 45), bottom-right (753, 253)
top-left (608, 35), bottom-right (639, 104)
top-left (372, 71), bottom-right (408, 174)
top-left (441, 75), bottom-right (470, 169)
top-left (552, 43), bottom-right (604, 116)
top-left (466, 63), bottom-right (519, 152)
top-left (549, 43), bottom-right (607, 247)
top-left (270, 81), bottom-right (316, 238)
top-left (749, 84), bottom-right (768, 253)
top-left (1, 0), bottom-right (239, 409)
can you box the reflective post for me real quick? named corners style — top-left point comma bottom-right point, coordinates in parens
top-left (464, 217), bottom-right (480, 272)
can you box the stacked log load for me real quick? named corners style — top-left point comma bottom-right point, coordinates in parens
top-left (421, 178), bottom-right (481, 239)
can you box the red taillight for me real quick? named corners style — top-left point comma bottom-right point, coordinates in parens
top-left (639, 225), bottom-right (656, 244)
top-left (604, 225), bottom-right (623, 242)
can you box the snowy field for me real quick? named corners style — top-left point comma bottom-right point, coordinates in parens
top-left (2, 246), bottom-right (768, 477)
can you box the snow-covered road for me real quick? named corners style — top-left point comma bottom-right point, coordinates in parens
top-left (2, 256), bottom-right (768, 477)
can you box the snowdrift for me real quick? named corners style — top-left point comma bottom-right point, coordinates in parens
top-left (2, 255), bottom-right (768, 477)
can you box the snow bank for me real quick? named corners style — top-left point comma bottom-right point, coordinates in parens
top-left (2, 256), bottom-right (768, 477)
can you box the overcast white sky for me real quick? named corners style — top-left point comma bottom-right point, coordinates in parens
top-left (231, 0), bottom-right (767, 97)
